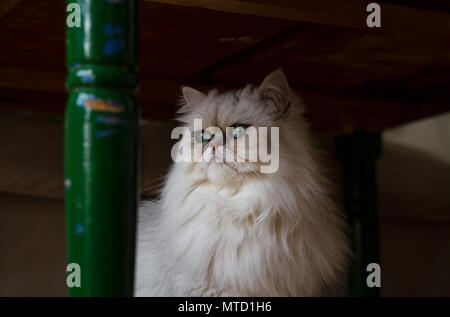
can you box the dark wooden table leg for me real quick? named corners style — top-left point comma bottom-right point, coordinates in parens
top-left (335, 130), bottom-right (382, 297)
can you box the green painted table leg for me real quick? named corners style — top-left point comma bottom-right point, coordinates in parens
top-left (336, 131), bottom-right (382, 297)
top-left (65, 0), bottom-right (139, 296)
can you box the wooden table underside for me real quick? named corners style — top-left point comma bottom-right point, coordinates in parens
top-left (1, 0), bottom-right (450, 132)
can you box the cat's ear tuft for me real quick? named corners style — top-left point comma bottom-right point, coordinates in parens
top-left (259, 69), bottom-right (291, 116)
top-left (182, 86), bottom-right (206, 106)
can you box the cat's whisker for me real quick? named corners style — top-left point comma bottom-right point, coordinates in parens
top-left (141, 174), bottom-right (168, 186)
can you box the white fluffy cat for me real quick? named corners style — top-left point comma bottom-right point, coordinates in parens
top-left (135, 70), bottom-right (350, 296)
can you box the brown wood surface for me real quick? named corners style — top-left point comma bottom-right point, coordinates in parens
top-left (0, 0), bottom-right (449, 133)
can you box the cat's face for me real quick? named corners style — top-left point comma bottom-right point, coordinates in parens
top-left (175, 70), bottom-right (290, 184)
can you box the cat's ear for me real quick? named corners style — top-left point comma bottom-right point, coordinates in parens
top-left (259, 69), bottom-right (291, 116)
top-left (178, 86), bottom-right (206, 113)
top-left (182, 86), bottom-right (205, 105)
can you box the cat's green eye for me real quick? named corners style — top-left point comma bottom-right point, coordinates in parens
top-left (232, 126), bottom-right (246, 138)
top-left (195, 130), bottom-right (212, 143)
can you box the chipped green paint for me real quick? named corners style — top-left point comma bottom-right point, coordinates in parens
top-left (65, 0), bottom-right (139, 297)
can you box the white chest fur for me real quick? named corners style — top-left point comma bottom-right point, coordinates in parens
top-left (136, 173), bottom-right (348, 296)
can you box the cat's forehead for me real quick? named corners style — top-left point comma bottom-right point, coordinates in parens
top-left (186, 86), bottom-right (273, 128)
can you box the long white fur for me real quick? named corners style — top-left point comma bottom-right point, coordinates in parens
top-left (135, 70), bottom-right (350, 296)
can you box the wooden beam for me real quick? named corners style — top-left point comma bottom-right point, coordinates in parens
top-left (144, 0), bottom-right (450, 38)
top-left (0, 66), bottom-right (65, 92)
top-left (2, 80), bottom-right (449, 133)
top-left (0, 0), bottom-right (22, 19)
top-left (188, 23), bottom-right (363, 84)
top-left (188, 24), bottom-right (304, 84)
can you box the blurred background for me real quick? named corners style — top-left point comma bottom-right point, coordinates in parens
top-left (0, 0), bottom-right (449, 296)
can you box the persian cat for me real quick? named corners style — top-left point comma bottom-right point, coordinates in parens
top-left (136, 69), bottom-right (350, 296)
